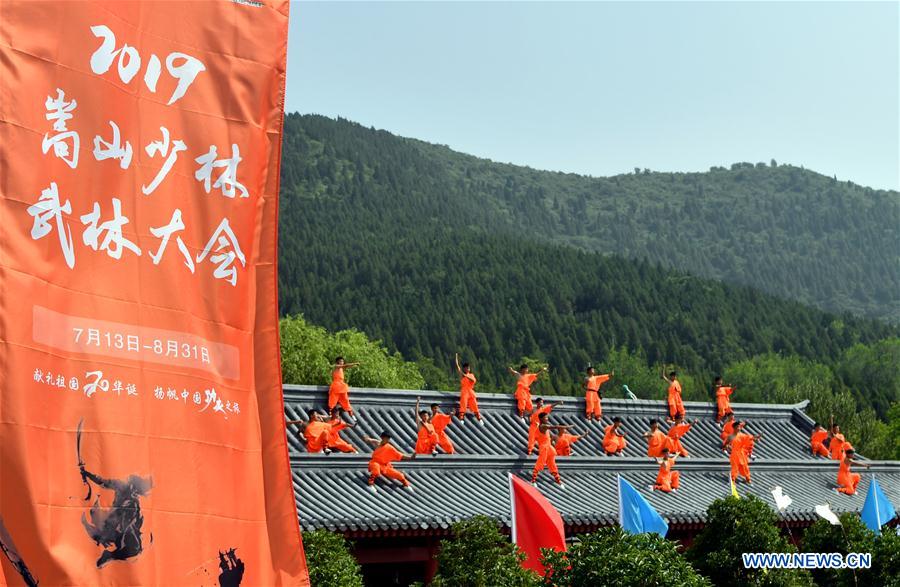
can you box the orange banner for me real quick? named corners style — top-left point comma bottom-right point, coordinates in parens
top-left (0, 1), bottom-right (308, 585)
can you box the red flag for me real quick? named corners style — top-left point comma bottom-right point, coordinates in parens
top-left (509, 473), bottom-right (566, 574)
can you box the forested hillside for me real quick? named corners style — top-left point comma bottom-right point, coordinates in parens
top-left (279, 114), bottom-right (899, 322)
top-left (277, 114), bottom-right (897, 409)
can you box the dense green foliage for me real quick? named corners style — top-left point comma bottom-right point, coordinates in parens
top-left (301, 530), bottom-right (364, 587)
top-left (279, 114), bottom-right (899, 323)
top-left (277, 114), bottom-right (897, 409)
top-left (689, 496), bottom-right (811, 586)
top-left (800, 514), bottom-right (877, 587)
top-left (280, 315), bottom-right (425, 389)
top-left (428, 516), bottom-right (538, 587)
top-left (540, 527), bottom-right (710, 587)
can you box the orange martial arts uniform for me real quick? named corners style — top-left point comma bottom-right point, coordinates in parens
top-left (646, 429), bottom-right (669, 458)
top-left (654, 458), bottom-right (680, 492)
top-left (515, 373), bottom-right (539, 415)
top-left (715, 386), bottom-right (734, 420)
top-left (327, 417), bottom-right (357, 453)
top-left (836, 459), bottom-right (861, 495)
top-left (368, 443), bottom-right (409, 486)
top-left (829, 433), bottom-right (848, 460)
top-left (527, 405), bottom-right (554, 454)
top-left (304, 420), bottom-right (332, 453)
top-left (458, 372), bottom-right (479, 418)
top-left (602, 425), bottom-right (627, 455)
top-left (585, 374), bottom-right (611, 418)
top-left (721, 421), bottom-right (736, 450)
top-left (414, 422), bottom-right (438, 455)
top-left (667, 379), bottom-right (684, 419)
top-left (810, 429), bottom-right (830, 458)
top-left (532, 428), bottom-right (561, 483)
top-left (328, 367), bottom-right (352, 412)
top-left (432, 413), bottom-right (455, 454)
top-left (730, 432), bottom-right (753, 482)
top-left (667, 422), bottom-right (692, 457)
top-left (554, 432), bottom-right (581, 456)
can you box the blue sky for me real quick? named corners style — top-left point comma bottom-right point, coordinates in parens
top-left (285, 1), bottom-right (899, 190)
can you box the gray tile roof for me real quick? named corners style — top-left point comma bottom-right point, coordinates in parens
top-left (284, 385), bottom-right (900, 535)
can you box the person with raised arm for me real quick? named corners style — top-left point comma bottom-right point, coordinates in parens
top-left (455, 353), bottom-right (482, 424)
top-left (328, 356), bottom-right (361, 419)
top-left (666, 414), bottom-right (695, 457)
top-left (728, 421), bottom-right (762, 485)
top-left (509, 363), bottom-right (548, 420)
top-left (554, 429), bottom-right (588, 456)
top-left (362, 432), bottom-right (412, 492)
top-left (650, 447), bottom-right (680, 493)
top-left (713, 376), bottom-right (735, 423)
top-left (835, 449), bottom-right (870, 495)
top-left (413, 397), bottom-right (438, 456)
top-left (531, 412), bottom-right (569, 487)
top-left (430, 403), bottom-right (455, 454)
top-left (527, 398), bottom-right (557, 455)
top-left (720, 412), bottom-right (736, 453)
top-left (827, 416), bottom-right (853, 461)
top-left (643, 419), bottom-right (669, 458)
top-left (661, 368), bottom-right (685, 422)
top-left (583, 365), bottom-right (613, 421)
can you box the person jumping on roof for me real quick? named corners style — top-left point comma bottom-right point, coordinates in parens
top-left (602, 416), bottom-right (627, 456)
top-left (413, 397), bottom-right (438, 456)
top-left (643, 419), bottom-right (669, 458)
top-left (527, 398), bottom-right (556, 455)
top-left (531, 412), bottom-right (569, 488)
top-left (714, 376), bottom-right (735, 423)
top-left (430, 404), bottom-right (455, 454)
top-left (666, 414), bottom-right (695, 458)
top-left (650, 447), bottom-right (680, 493)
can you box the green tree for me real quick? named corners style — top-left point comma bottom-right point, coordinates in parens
top-left (280, 315), bottom-right (425, 389)
top-left (429, 516), bottom-right (538, 587)
top-left (688, 496), bottom-right (811, 586)
top-left (871, 526), bottom-right (900, 587)
top-left (800, 514), bottom-right (877, 587)
top-left (540, 527), bottom-right (710, 587)
top-left (302, 530), bottom-right (364, 587)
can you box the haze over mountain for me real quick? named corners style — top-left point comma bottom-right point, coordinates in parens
top-left (276, 114), bottom-right (897, 399)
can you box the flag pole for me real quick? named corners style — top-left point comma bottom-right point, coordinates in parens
top-left (508, 473), bottom-right (517, 545)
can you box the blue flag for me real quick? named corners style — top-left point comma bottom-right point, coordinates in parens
top-left (617, 475), bottom-right (668, 537)
top-left (860, 477), bottom-right (897, 535)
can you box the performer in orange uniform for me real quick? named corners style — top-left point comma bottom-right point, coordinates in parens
top-left (836, 449), bottom-right (870, 495)
top-left (661, 369), bottom-right (685, 421)
top-left (643, 420), bottom-right (670, 458)
top-left (531, 412), bottom-right (569, 487)
top-left (286, 409), bottom-right (334, 454)
top-left (714, 377), bottom-right (735, 422)
top-left (455, 353), bottom-right (482, 424)
top-left (729, 422), bottom-right (762, 485)
top-left (809, 423), bottom-right (830, 458)
top-left (554, 430), bottom-right (588, 456)
top-left (583, 366), bottom-right (613, 421)
top-left (650, 448), bottom-right (680, 493)
top-left (326, 406), bottom-right (358, 453)
top-left (667, 415), bottom-right (694, 457)
top-left (602, 417), bottom-right (628, 456)
top-left (527, 398), bottom-right (556, 455)
top-left (413, 397), bottom-right (438, 456)
top-left (328, 357), bottom-right (361, 418)
top-left (828, 418), bottom-right (852, 461)
top-left (720, 412), bottom-right (736, 452)
top-left (509, 364), bottom-right (547, 420)
top-left (430, 404), bottom-right (455, 454)
top-left (363, 432), bottom-right (412, 492)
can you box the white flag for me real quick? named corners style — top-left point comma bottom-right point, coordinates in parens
top-left (772, 486), bottom-right (792, 511)
top-left (815, 503), bottom-right (842, 526)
